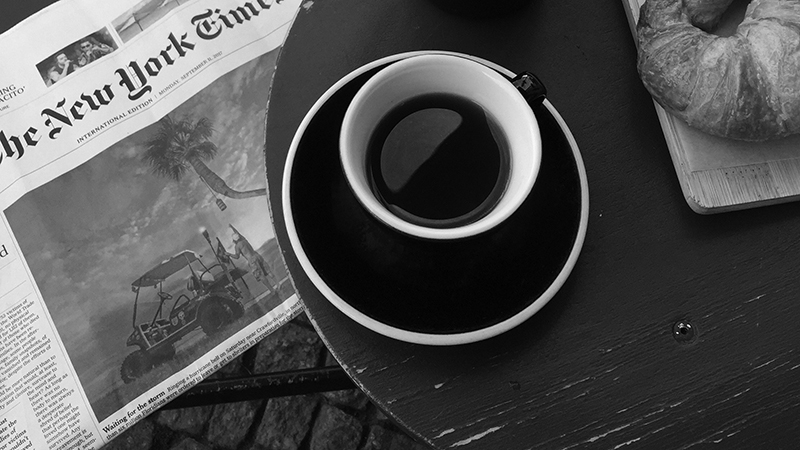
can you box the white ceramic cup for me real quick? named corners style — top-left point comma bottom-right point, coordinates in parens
top-left (340, 54), bottom-right (542, 240)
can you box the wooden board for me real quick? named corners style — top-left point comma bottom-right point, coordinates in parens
top-left (622, 0), bottom-right (800, 214)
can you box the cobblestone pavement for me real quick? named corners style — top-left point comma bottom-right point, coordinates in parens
top-left (105, 313), bottom-right (432, 450)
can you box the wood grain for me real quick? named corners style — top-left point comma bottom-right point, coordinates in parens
top-left (622, 0), bottom-right (800, 214)
top-left (266, 0), bottom-right (800, 448)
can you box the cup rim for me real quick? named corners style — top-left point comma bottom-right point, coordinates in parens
top-left (282, 51), bottom-right (590, 345)
top-left (340, 53), bottom-right (541, 240)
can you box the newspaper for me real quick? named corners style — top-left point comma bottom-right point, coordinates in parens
top-left (0, 0), bottom-right (304, 447)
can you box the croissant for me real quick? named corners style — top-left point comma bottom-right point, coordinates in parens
top-left (683, 0), bottom-right (736, 30)
top-left (636, 0), bottom-right (800, 141)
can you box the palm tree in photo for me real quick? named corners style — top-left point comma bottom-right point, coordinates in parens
top-left (143, 115), bottom-right (266, 204)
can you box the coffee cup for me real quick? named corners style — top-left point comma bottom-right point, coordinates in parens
top-left (340, 54), bottom-right (542, 240)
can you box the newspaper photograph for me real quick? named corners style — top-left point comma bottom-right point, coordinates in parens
top-left (0, 0), bottom-right (303, 448)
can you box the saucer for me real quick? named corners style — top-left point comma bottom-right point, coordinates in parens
top-left (282, 51), bottom-right (589, 346)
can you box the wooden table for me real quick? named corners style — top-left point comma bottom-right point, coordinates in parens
top-left (265, 0), bottom-right (800, 448)
top-left (0, 1), bottom-right (51, 33)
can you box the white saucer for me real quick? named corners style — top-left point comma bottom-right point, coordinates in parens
top-left (282, 51), bottom-right (589, 346)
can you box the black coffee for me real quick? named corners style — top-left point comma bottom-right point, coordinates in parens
top-left (367, 93), bottom-right (509, 228)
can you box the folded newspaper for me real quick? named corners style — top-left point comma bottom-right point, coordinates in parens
top-left (0, 0), bottom-right (304, 448)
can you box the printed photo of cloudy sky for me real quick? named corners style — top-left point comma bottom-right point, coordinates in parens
top-left (6, 49), bottom-right (281, 412)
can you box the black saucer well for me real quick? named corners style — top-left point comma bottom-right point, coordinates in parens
top-left (284, 52), bottom-right (588, 342)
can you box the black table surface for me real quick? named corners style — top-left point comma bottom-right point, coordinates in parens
top-left (0, 1), bottom-right (52, 33)
top-left (264, 1), bottom-right (800, 449)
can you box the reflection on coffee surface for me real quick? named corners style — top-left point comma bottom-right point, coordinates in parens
top-left (367, 93), bottom-right (509, 227)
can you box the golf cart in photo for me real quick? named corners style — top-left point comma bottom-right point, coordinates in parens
top-left (120, 241), bottom-right (248, 384)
